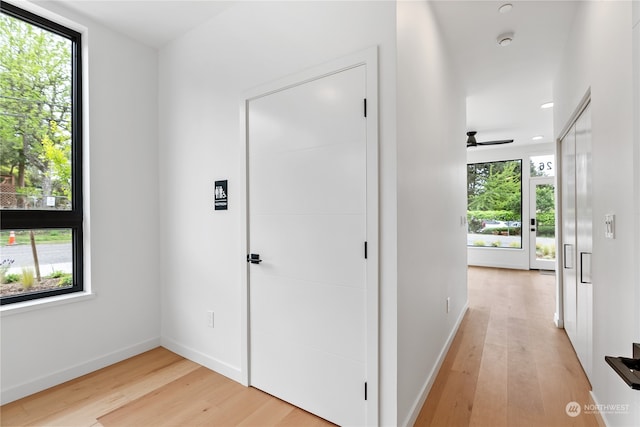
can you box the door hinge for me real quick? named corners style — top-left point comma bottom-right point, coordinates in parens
top-left (363, 98), bottom-right (367, 118)
top-left (364, 382), bottom-right (368, 400)
top-left (364, 241), bottom-right (368, 259)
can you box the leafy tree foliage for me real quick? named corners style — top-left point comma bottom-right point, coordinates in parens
top-left (467, 160), bottom-right (522, 214)
top-left (535, 184), bottom-right (554, 213)
top-left (0, 12), bottom-right (72, 203)
top-left (534, 184), bottom-right (555, 226)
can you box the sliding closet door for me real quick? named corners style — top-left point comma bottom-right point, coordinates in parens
top-left (575, 103), bottom-right (593, 379)
top-left (561, 101), bottom-right (592, 381)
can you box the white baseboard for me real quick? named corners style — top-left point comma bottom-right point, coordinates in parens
top-left (467, 261), bottom-right (525, 270)
top-left (0, 337), bottom-right (160, 405)
top-left (554, 312), bottom-right (564, 328)
top-left (402, 301), bottom-right (470, 427)
top-left (161, 336), bottom-right (242, 384)
top-left (589, 390), bottom-right (611, 427)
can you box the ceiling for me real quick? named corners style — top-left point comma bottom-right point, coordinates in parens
top-left (55, 0), bottom-right (231, 48)
top-left (430, 0), bottom-right (579, 148)
top-left (51, 0), bottom-right (578, 149)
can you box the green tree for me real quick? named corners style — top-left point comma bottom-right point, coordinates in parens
top-left (535, 184), bottom-right (555, 227)
top-left (0, 12), bottom-right (72, 203)
top-left (535, 184), bottom-right (554, 213)
top-left (468, 160), bottom-right (522, 214)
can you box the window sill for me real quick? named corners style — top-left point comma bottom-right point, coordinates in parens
top-left (0, 292), bottom-right (96, 317)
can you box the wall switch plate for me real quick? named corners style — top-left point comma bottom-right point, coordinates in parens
top-left (605, 214), bottom-right (615, 239)
top-left (207, 311), bottom-right (214, 328)
top-left (446, 297), bottom-right (451, 313)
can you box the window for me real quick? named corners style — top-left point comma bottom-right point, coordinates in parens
top-left (467, 160), bottom-right (522, 249)
top-left (0, 3), bottom-right (83, 305)
top-left (530, 154), bottom-right (555, 177)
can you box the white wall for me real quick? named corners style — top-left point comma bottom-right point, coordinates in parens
top-left (157, 2), bottom-right (399, 423)
top-left (466, 142), bottom-right (555, 270)
top-left (554, 2), bottom-right (640, 425)
top-left (396, 2), bottom-right (467, 425)
top-left (0, 1), bottom-right (161, 404)
top-left (0, 1), bottom-right (470, 421)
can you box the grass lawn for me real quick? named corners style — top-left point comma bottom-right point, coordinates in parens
top-left (1, 229), bottom-right (72, 246)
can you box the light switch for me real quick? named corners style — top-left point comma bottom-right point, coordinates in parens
top-left (605, 214), bottom-right (615, 239)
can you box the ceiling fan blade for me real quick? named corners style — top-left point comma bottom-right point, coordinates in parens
top-left (465, 131), bottom-right (513, 147)
top-left (476, 139), bottom-right (514, 145)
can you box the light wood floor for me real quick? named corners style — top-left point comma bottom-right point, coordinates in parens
top-left (415, 266), bottom-right (600, 427)
top-left (0, 348), bottom-right (334, 427)
top-left (2, 267), bottom-right (600, 427)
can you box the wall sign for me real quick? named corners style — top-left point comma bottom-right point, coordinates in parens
top-left (214, 180), bottom-right (228, 210)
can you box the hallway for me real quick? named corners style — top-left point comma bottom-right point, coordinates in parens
top-left (415, 267), bottom-right (601, 427)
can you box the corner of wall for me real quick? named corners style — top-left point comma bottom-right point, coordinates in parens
top-left (396, 0), bottom-right (467, 423)
top-left (0, 1), bottom-right (162, 403)
top-left (1, 338), bottom-right (160, 405)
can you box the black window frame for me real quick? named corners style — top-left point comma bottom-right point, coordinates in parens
top-left (0, 3), bottom-right (83, 305)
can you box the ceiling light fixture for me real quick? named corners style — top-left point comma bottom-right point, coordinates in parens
top-left (498, 3), bottom-right (513, 14)
top-left (497, 32), bottom-right (514, 47)
top-left (540, 102), bottom-right (554, 109)
top-left (532, 135), bottom-right (544, 141)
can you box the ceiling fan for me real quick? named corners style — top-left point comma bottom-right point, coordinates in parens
top-left (466, 131), bottom-right (514, 147)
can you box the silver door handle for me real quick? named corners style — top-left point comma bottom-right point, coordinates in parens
top-left (580, 252), bottom-right (592, 284)
top-left (563, 244), bottom-right (573, 269)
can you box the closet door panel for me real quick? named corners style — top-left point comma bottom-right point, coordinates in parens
top-left (562, 125), bottom-right (577, 346)
top-left (575, 103), bottom-right (593, 378)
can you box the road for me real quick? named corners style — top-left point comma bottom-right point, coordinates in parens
top-left (0, 242), bottom-right (72, 275)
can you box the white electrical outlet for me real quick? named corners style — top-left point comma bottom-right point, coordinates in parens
top-left (207, 311), bottom-right (214, 328)
top-left (446, 297), bottom-right (451, 313)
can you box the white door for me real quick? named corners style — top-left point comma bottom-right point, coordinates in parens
top-left (529, 177), bottom-right (556, 270)
top-left (561, 125), bottom-right (577, 345)
top-left (247, 66), bottom-right (367, 426)
top-left (575, 103), bottom-right (593, 378)
top-left (561, 102), bottom-right (592, 380)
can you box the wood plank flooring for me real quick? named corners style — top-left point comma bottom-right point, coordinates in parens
top-left (415, 266), bottom-right (601, 427)
top-left (0, 348), bottom-right (333, 427)
top-left (1, 266), bottom-right (600, 426)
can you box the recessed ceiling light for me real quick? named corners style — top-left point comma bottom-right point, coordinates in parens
top-left (540, 102), bottom-right (554, 109)
top-left (497, 32), bottom-right (514, 47)
top-left (499, 3), bottom-right (513, 14)
top-left (532, 135), bottom-right (544, 141)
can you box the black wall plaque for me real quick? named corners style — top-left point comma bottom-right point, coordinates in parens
top-left (214, 180), bottom-right (228, 210)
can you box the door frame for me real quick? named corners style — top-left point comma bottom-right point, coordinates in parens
top-left (529, 177), bottom-right (556, 270)
top-left (238, 47), bottom-right (379, 425)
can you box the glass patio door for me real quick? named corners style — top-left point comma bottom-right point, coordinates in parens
top-left (529, 177), bottom-right (556, 270)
